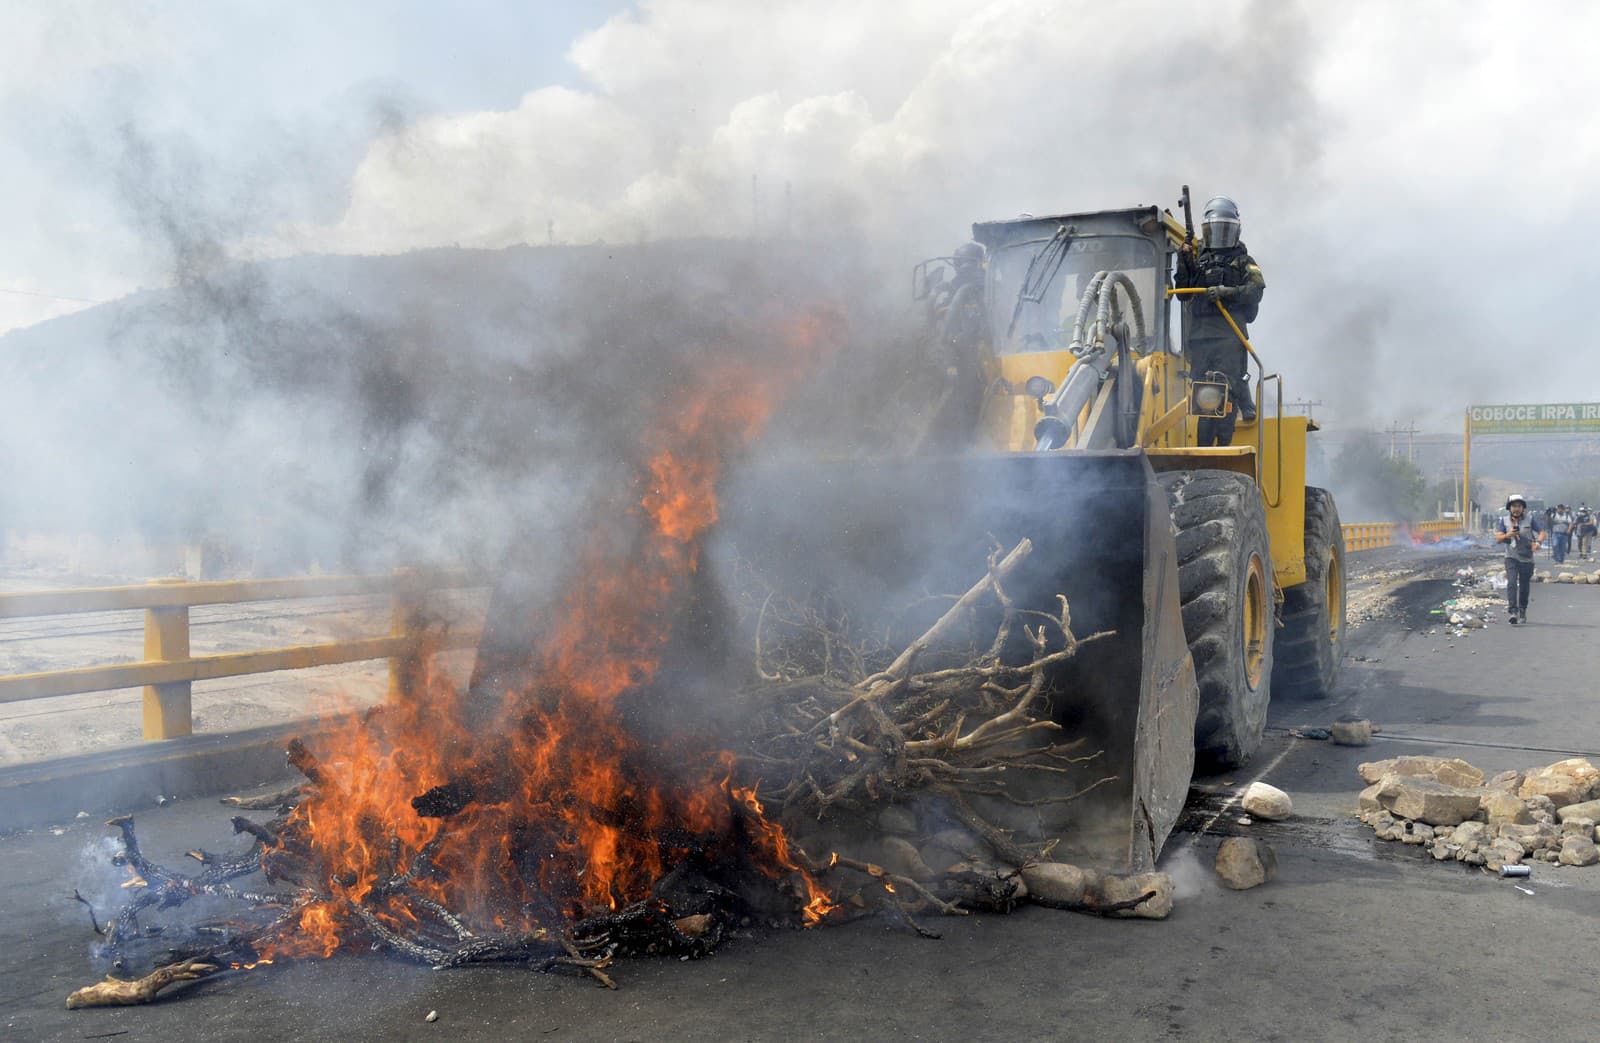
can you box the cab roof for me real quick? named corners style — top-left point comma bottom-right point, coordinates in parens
top-left (970, 205), bottom-right (1163, 248)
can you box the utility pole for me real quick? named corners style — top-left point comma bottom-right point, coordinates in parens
top-left (1288, 398), bottom-right (1322, 422)
top-left (1384, 421), bottom-right (1421, 462)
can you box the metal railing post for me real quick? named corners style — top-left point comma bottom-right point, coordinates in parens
top-left (389, 567), bottom-right (422, 700)
top-left (142, 578), bottom-right (192, 740)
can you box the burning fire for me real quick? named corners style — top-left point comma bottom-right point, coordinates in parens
top-left (264, 312), bottom-right (840, 959)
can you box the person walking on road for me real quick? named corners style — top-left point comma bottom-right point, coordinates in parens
top-left (1496, 493), bottom-right (1545, 624)
top-left (1576, 503), bottom-right (1596, 560)
top-left (1550, 504), bottom-right (1575, 564)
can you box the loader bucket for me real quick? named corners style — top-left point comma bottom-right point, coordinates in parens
top-left (709, 450), bottom-right (1199, 873)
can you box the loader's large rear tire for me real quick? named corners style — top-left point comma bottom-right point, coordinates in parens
top-left (1157, 470), bottom-right (1273, 771)
top-left (1272, 486), bottom-right (1346, 700)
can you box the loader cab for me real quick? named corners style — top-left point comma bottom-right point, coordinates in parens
top-left (973, 208), bottom-right (1173, 360)
top-left (966, 207), bottom-right (1177, 451)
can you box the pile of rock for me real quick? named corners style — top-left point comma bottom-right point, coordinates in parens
top-left (1356, 755), bottom-right (1600, 870)
top-left (1535, 568), bottom-right (1600, 584)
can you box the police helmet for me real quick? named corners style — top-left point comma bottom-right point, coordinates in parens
top-left (1202, 196), bottom-right (1242, 249)
top-left (1506, 493), bottom-right (1527, 508)
top-left (952, 241), bottom-right (984, 268)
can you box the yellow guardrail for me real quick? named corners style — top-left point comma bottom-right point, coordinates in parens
top-left (1413, 519), bottom-right (1466, 541)
top-left (1342, 520), bottom-right (1466, 553)
top-left (0, 569), bottom-right (482, 741)
top-left (1342, 523), bottom-right (1396, 552)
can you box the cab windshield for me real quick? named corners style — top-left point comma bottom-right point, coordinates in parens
top-left (987, 233), bottom-right (1161, 356)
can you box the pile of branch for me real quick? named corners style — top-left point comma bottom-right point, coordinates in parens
top-left (67, 740), bottom-right (791, 1008)
top-left (740, 540), bottom-right (1160, 928)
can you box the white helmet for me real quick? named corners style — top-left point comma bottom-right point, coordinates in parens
top-left (1506, 493), bottom-right (1527, 508)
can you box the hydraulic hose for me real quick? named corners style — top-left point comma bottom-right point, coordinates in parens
top-left (1037, 270), bottom-right (1147, 451)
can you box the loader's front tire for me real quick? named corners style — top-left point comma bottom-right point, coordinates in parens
top-left (1157, 470), bottom-right (1274, 772)
top-left (1271, 486), bottom-right (1346, 700)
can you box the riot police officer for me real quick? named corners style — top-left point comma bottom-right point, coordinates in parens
top-left (1175, 196), bottom-right (1265, 438)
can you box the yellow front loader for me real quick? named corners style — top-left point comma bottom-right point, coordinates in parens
top-left (714, 196), bottom-right (1346, 871)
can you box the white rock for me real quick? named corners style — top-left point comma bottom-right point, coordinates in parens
top-left (1240, 781), bottom-right (1293, 820)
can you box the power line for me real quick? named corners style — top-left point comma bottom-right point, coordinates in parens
top-left (0, 286), bottom-right (104, 305)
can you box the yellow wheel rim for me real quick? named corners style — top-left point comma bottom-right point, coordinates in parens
top-left (1244, 552), bottom-right (1268, 688)
top-left (1326, 547), bottom-right (1344, 646)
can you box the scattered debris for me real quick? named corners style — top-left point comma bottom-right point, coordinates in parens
top-left (1290, 726), bottom-right (1332, 741)
top-left (426, 1010), bottom-right (439, 1023)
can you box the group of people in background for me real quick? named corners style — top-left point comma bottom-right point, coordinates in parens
top-left (1544, 503), bottom-right (1597, 564)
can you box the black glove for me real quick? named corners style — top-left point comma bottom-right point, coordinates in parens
top-left (1206, 285), bottom-right (1239, 302)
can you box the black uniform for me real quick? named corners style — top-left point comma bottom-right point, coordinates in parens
top-left (1174, 242), bottom-right (1265, 430)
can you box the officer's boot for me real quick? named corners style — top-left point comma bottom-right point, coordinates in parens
top-left (1236, 379), bottom-right (1257, 423)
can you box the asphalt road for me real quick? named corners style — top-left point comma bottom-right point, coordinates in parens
top-left (6, 544), bottom-right (1600, 1042)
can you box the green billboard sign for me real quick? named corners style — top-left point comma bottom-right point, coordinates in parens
top-left (1468, 403), bottom-right (1600, 434)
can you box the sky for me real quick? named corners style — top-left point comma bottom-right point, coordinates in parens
top-left (5, 0), bottom-right (1600, 433)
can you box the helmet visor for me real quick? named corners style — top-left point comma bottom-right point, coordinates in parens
top-left (1203, 218), bottom-right (1240, 249)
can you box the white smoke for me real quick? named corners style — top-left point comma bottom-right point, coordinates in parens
top-left (11, 0), bottom-right (1600, 436)
top-left (249, 0), bottom-right (1600, 432)
top-left (276, 1), bottom-right (1321, 260)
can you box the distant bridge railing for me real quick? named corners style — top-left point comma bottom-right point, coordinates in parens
top-left (0, 570), bottom-right (481, 741)
top-left (1342, 520), bottom-right (1466, 554)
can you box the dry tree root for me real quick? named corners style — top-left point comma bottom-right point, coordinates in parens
top-left (66, 959), bottom-right (221, 1008)
top-left (740, 540), bottom-right (1128, 928)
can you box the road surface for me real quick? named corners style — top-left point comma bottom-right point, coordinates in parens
top-left (4, 543), bottom-right (1600, 1042)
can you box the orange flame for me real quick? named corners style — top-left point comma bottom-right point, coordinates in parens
top-left (273, 311), bottom-right (842, 956)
